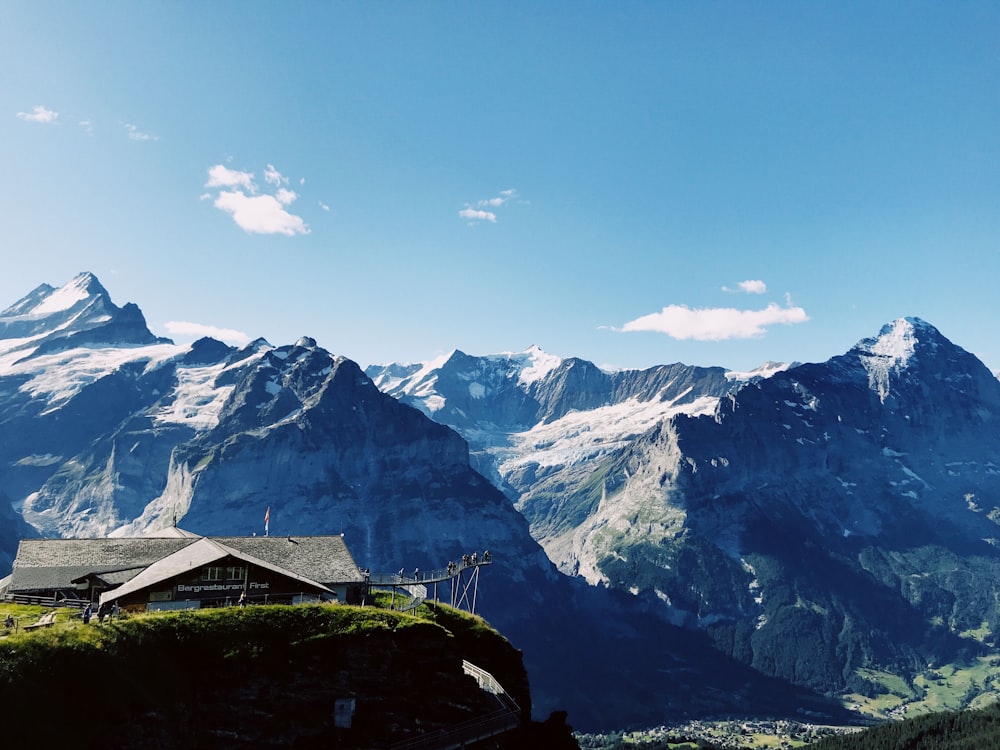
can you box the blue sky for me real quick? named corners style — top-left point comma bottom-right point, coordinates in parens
top-left (2, 1), bottom-right (998, 373)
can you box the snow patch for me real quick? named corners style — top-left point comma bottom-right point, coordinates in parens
top-left (30, 274), bottom-right (93, 315)
top-left (515, 345), bottom-right (563, 385)
top-left (423, 394), bottom-right (445, 412)
top-left (502, 394), bottom-right (718, 471)
top-left (860, 318), bottom-right (919, 401)
top-left (725, 361), bottom-right (791, 381)
top-left (12, 343), bottom-right (185, 412)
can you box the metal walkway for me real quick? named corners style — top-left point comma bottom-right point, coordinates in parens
top-left (366, 553), bottom-right (492, 615)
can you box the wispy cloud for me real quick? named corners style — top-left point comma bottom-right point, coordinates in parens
top-left (165, 321), bottom-right (251, 346)
top-left (122, 122), bottom-right (158, 141)
top-left (459, 207), bottom-right (497, 223)
top-left (478, 188), bottom-right (517, 208)
top-left (17, 105), bottom-right (58, 124)
top-left (264, 164), bottom-right (284, 186)
top-left (722, 279), bottom-right (767, 294)
top-left (460, 188), bottom-right (518, 224)
top-left (204, 163), bottom-right (309, 236)
top-left (619, 300), bottom-right (808, 341)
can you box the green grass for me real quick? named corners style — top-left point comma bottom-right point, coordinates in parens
top-left (0, 600), bottom-right (515, 748)
top-left (959, 620), bottom-right (993, 643)
top-left (1, 598), bottom-right (489, 657)
top-left (845, 657), bottom-right (1000, 719)
top-left (1, 603), bottom-right (82, 635)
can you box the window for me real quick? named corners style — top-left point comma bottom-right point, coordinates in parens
top-left (201, 566), bottom-right (223, 581)
top-left (226, 565), bottom-right (245, 580)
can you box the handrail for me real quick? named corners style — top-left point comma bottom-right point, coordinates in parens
top-left (389, 707), bottom-right (520, 750)
top-left (389, 660), bottom-right (520, 750)
top-left (462, 660), bottom-right (515, 702)
top-left (366, 555), bottom-right (492, 587)
top-left (4, 594), bottom-right (91, 609)
top-left (397, 584), bottom-right (427, 612)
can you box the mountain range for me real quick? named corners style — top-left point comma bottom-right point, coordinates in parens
top-left (5, 272), bottom-right (1000, 729)
top-left (368, 316), bottom-right (1000, 707)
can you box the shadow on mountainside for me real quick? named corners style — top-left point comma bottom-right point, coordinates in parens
top-left (485, 570), bottom-right (857, 733)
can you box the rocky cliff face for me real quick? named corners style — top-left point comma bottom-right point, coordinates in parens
top-left (0, 276), bottom-right (570, 711)
top-left (370, 319), bottom-right (1000, 702)
top-left (5, 274), bottom-right (821, 732)
top-left (11, 274), bottom-right (1000, 727)
top-left (366, 347), bottom-right (763, 544)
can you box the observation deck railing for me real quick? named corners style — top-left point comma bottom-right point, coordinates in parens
top-left (388, 660), bottom-right (521, 750)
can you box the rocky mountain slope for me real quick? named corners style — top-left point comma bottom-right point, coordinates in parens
top-left (10, 273), bottom-right (1000, 728)
top-left (370, 319), bottom-right (1000, 705)
top-left (366, 349), bottom-right (787, 562)
top-left (0, 273), bottom-right (843, 731)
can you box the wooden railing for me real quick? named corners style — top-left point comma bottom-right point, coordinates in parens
top-left (4, 593), bottom-right (91, 609)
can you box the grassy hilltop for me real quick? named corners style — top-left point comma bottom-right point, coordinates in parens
top-left (0, 600), bottom-right (562, 749)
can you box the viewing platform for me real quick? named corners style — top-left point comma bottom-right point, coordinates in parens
top-left (365, 551), bottom-right (492, 615)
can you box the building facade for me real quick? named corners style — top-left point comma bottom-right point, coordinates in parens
top-left (1, 528), bottom-right (367, 612)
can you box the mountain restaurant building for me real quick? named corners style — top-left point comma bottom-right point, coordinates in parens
top-left (2, 528), bottom-right (366, 612)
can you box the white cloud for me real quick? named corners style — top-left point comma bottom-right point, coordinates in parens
top-left (264, 164), bottom-right (286, 186)
top-left (275, 187), bottom-right (297, 205)
top-left (619, 302), bottom-right (809, 341)
top-left (17, 105), bottom-right (58, 123)
top-left (319, 201), bottom-right (330, 211)
top-left (478, 188), bottom-right (517, 207)
top-left (206, 165), bottom-right (256, 192)
top-left (165, 321), bottom-right (251, 345)
top-left (722, 279), bottom-right (768, 294)
top-left (123, 122), bottom-right (158, 141)
top-left (461, 188), bottom-right (518, 223)
top-left (204, 163), bottom-right (310, 236)
top-left (459, 207), bottom-right (497, 223)
top-left (79, 120), bottom-right (94, 135)
top-left (213, 191), bottom-right (309, 236)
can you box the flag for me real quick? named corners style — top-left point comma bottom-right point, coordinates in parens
top-left (264, 506), bottom-right (270, 536)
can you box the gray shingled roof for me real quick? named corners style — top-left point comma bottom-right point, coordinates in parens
top-left (100, 538), bottom-right (336, 606)
top-left (142, 526), bottom-right (202, 539)
top-left (219, 535), bottom-right (364, 586)
top-left (72, 566), bottom-right (150, 586)
top-left (9, 538), bottom-right (196, 593)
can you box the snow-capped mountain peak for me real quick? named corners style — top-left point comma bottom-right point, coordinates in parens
top-left (30, 271), bottom-right (104, 315)
top-left (508, 345), bottom-right (564, 385)
top-left (1, 271), bottom-right (107, 320)
top-left (853, 317), bottom-right (947, 401)
top-left (0, 272), bottom-right (168, 362)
